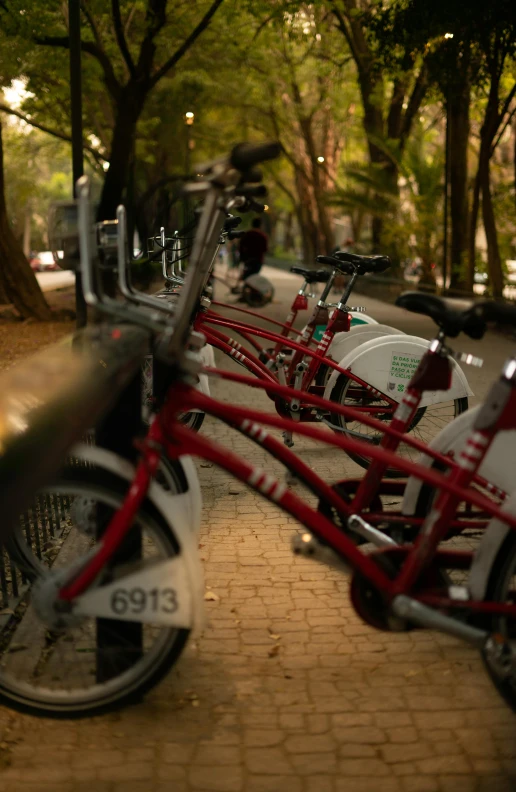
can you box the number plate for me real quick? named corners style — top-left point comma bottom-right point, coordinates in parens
top-left (74, 557), bottom-right (192, 627)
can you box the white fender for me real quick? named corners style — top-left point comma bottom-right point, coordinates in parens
top-left (201, 343), bottom-right (215, 369)
top-left (402, 405), bottom-right (516, 516)
top-left (323, 334), bottom-right (472, 408)
top-left (71, 443), bottom-right (202, 537)
top-left (328, 324), bottom-right (405, 364)
top-left (142, 350), bottom-right (210, 414)
top-left (469, 490), bottom-right (516, 600)
top-left (350, 312), bottom-right (378, 326)
top-left (197, 344), bottom-right (214, 402)
top-left (69, 443), bottom-right (204, 631)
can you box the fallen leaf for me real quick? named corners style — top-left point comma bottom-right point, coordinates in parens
top-left (200, 461), bottom-right (213, 468)
top-left (204, 591), bottom-right (220, 602)
top-left (268, 644), bottom-right (280, 658)
top-left (192, 700), bottom-right (200, 707)
top-left (268, 633), bottom-right (281, 641)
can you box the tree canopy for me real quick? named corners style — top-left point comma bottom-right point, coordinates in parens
top-left (0, 0), bottom-right (515, 316)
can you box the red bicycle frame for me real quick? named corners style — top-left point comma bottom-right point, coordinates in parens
top-left (196, 312), bottom-right (397, 417)
top-left (58, 373), bottom-right (516, 625)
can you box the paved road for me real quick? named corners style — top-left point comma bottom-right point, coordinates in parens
top-left (1, 267), bottom-right (515, 792)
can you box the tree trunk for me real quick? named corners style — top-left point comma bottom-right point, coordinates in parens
top-left (23, 207), bottom-right (32, 258)
top-left (284, 212), bottom-right (295, 252)
top-left (351, 209), bottom-right (364, 245)
top-left (471, 70), bottom-right (504, 299)
top-left (480, 155), bottom-right (504, 300)
top-left (97, 94), bottom-right (142, 222)
top-left (0, 120), bottom-right (51, 320)
top-left (367, 142), bottom-right (389, 251)
top-left (514, 113), bottom-right (516, 215)
top-left (294, 169), bottom-right (320, 263)
top-left (448, 66), bottom-right (471, 294)
top-left (468, 167), bottom-right (481, 287)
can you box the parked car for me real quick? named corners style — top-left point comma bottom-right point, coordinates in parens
top-left (29, 251), bottom-right (62, 272)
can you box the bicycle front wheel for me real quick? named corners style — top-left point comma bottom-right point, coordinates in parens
top-left (482, 531), bottom-right (516, 711)
top-left (0, 464), bottom-right (190, 718)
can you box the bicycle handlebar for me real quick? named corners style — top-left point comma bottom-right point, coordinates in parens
top-left (236, 184), bottom-right (267, 198)
top-left (230, 141), bottom-right (282, 171)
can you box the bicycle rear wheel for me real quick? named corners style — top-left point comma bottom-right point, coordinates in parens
top-left (328, 373), bottom-right (468, 476)
top-left (0, 464), bottom-right (190, 718)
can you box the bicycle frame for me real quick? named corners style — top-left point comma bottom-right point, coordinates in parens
top-left (58, 376), bottom-right (516, 625)
top-left (196, 313), bottom-right (398, 416)
top-left (210, 299), bottom-right (315, 345)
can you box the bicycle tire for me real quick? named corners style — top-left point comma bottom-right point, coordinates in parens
top-left (180, 411), bottom-right (205, 432)
top-left (0, 464), bottom-right (190, 718)
top-left (328, 373), bottom-right (468, 476)
top-left (481, 531), bottom-right (516, 711)
top-left (5, 454), bottom-right (187, 584)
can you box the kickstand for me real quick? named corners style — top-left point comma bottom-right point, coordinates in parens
top-left (282, 431), bottom-right (297, 485)
top-left (285, 470), bottom-right (298, 486)
top-left (282, 431), bottom-right (294, 448)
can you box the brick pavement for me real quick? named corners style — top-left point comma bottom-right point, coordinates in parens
top-left (0, 270), bottom-right (516, 791)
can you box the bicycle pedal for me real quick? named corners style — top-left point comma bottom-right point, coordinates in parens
top-left (291, 532), bottom-right (350, 573)
top-left (347, 514), bottom-right (397, 548)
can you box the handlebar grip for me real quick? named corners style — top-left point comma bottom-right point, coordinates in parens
top-left (475, 300), bottom-right (516, 326)
top-left (227, 230), bottom-right (246, 240)
top-left (236, 184), bottom-right (267, 198)
top-left (223, 216), bottom-right (242, 231)
top-left (395, 292), bottom-right (445, 319)
top-left (230, 141), bottom-right (282, 171)
top-left (248, 199), bottom-right (266, 213)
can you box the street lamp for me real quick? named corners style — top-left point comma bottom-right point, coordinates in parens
top-left (317, 156), bottom-right (325, 163)
top-left (185, 111), bottom-right (194, 175)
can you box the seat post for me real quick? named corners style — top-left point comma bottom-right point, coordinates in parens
top-left (317, 270), bottom-right (336, 306)
top-left (337, 268), bottom-right (359, 308)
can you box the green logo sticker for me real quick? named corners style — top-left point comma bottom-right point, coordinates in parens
top-left (350, 317), bottom-right (368, 326)
top-left (313, 325), bottom-right (327, 342)
top-left (387, 352), bottom-right (420, 394)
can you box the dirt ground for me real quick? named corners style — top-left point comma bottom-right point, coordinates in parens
top-left (0, 287), bottom-right (75, 371)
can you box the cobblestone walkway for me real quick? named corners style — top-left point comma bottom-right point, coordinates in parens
top-left (0, 272), bottom-right (516, 791)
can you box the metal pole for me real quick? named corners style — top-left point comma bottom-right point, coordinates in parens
top-left (69, 0), bottom-right (88, 328)
top-left (442, 89), bottom-right (451, 293)
top-left (184, 119), bottom-right (191, 225)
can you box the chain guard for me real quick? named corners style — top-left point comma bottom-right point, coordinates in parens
top-left (350, 548), bottom-right (450, 633)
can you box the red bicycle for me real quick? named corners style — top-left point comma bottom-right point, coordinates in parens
top-left (3, 142), bottom-right (516, 718)
top-left (156, 235), bottom-right (472, 470)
